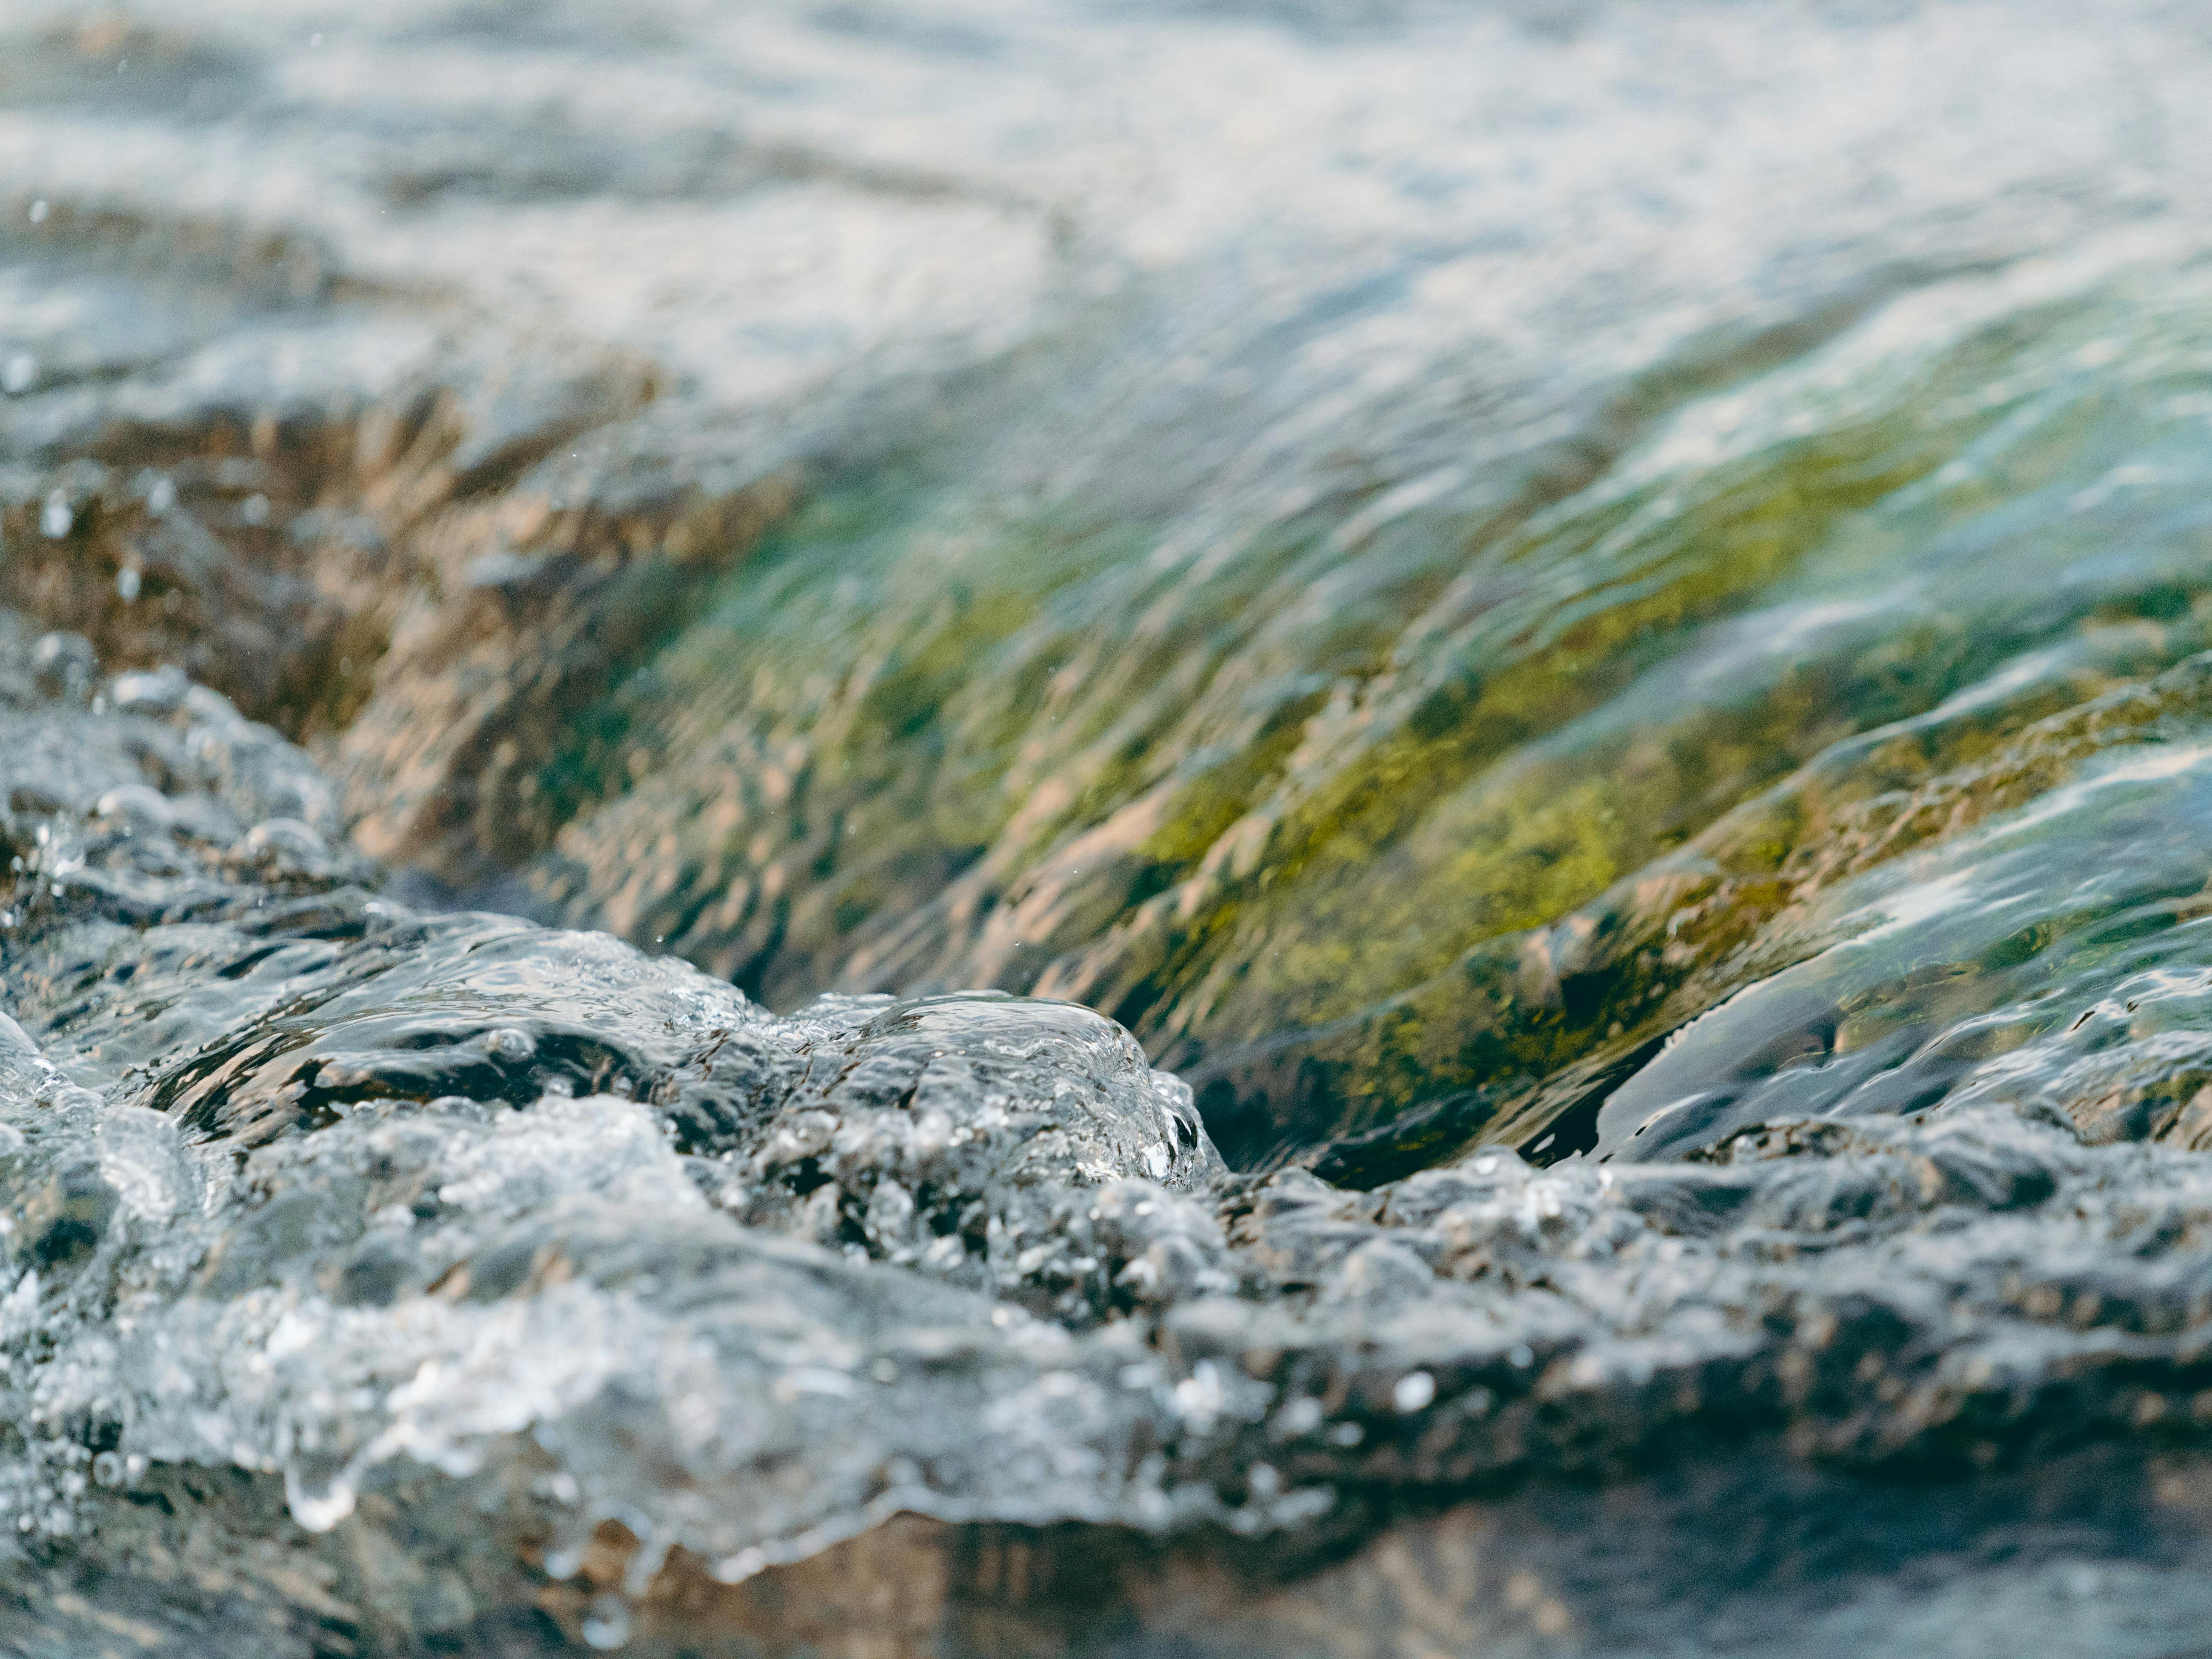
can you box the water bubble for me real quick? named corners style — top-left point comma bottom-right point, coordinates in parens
top-left (115, 567), bottom-right (141, 602)
top-left (111, 668), bottom-right (186, 716)
top-left (1392, 1371), bottom-right (1437, 1413)
top-left (27, 200), bottom-right (47, 224)
top-left (581, 1593), bottom-right (632, 1650)
top-left (486, 1028), bottom-right (536, 1062)
top-left (286, 1461), bottom-right (359, 1533)
top-left (240, 494), bottom-right (272, 527)
top-left (31, 631), bottom-right (96, 697)
top-left (39, 491), bottom-right (72, 540)
top-left (542, 1531), bottom-right (588, 1580)
top-left (233, 818), bottom-right (329, 875)
top-left (97, 1104), bottom-right (198, 1224)
top-left (1, 354), bottom-right (34, 395)
top-left (145, 476), bottom-right (176, 514)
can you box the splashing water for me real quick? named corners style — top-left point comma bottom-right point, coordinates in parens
top-left (11, 0), bottom-right (2212, 1652)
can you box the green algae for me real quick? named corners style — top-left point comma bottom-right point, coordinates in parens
top-left (516, 255), bottom-right (2212, 1172)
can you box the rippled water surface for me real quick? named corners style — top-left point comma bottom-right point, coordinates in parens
top-left (11, 1), bottom-right (2212, 1653)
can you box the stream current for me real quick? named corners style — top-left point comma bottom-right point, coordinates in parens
top-left (9, 1), bottom-right (2212, 1653)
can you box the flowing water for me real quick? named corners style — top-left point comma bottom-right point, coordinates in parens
top-left (10, 1), bottom-right (2212, 1653)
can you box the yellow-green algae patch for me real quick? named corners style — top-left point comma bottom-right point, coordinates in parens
top-left (525, 261), bottom-right (2212, 1170)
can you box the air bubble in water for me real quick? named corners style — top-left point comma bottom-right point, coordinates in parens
top-left (487, 1027), bottom-right (536, 1061)
top-left (98, 1104), bottom-right (199, 1225)
top-left (581, 1593), bottom-right (632, 1650)
top-left (39, 492), bottom-right (72, 539)
top-left (116, 567), bottom-right (141, 602)
top-left (285, 1458), bottom-right (360, 1533)
top-left (241, 494), bottom-right (272, 527)
top-left (1, 354), bottom-right (33, 395)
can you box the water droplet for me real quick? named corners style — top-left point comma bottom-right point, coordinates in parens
top-left (240, 494), bottom-right (271, 527)
top-left (1, 354), bottom-right (34, 395)
top-left (1392, 1370), bottom-right (1437, 1413)
top-left (39, 492), bottom-right (72, 540)
top-left (115, 567), bottom-right (141, 602)
top-left (28, 200), bottom-right (48, 224)
top-left (145, 476), bottom-right (176, 514)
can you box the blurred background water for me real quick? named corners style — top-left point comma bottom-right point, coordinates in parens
top-left (8, 0), bottom-right (2212, 1181)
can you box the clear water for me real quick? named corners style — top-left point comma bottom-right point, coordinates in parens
top-left (12, 0), bottom-right (2212, 1651)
